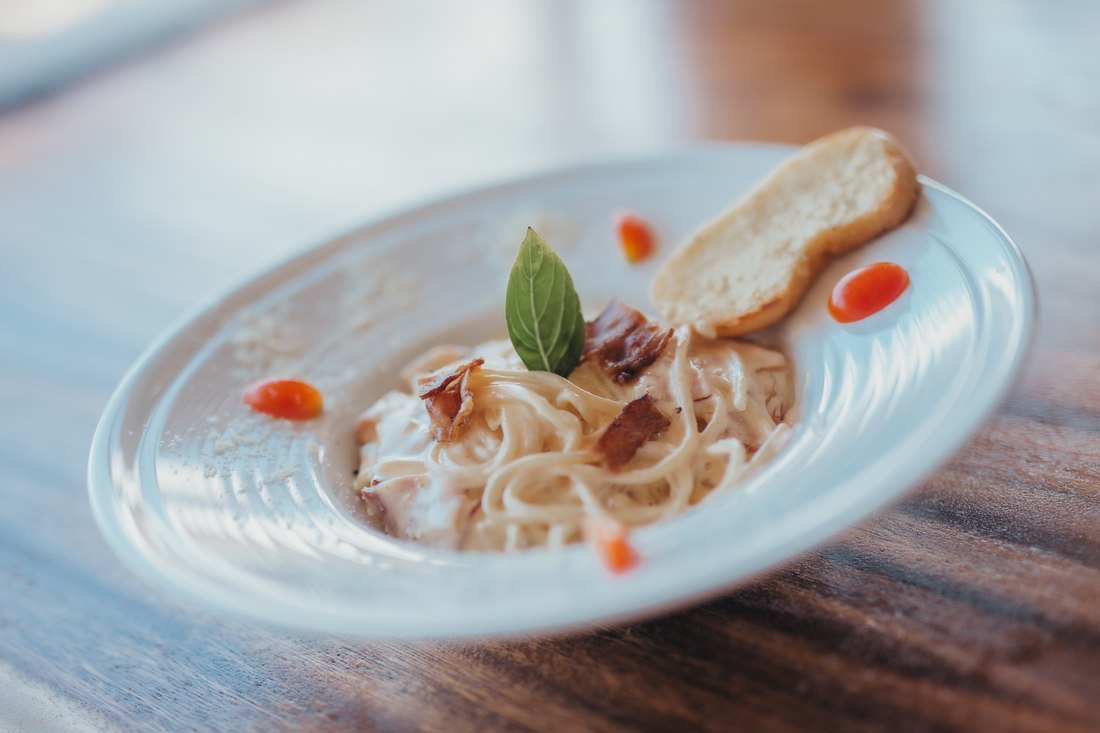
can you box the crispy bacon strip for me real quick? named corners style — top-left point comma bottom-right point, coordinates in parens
top-left (584, 299), bottom-right (673, 384)
top-left (596, 394), bottom-right (671, 471)
top-left (417, 358), bottom-right (484, 442)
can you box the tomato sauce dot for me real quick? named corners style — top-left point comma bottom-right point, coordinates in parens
top-left (244, 379), bottom-right (324, 420)
top-left (615, 211), bottom-right (657, 264)
top-left (828, 262), bottom-right (910, 323)
top-left (588, 519), bottom-right (640, 574)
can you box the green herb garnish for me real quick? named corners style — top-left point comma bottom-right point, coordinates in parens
top-left (505, 228), bottom-right (585, 377)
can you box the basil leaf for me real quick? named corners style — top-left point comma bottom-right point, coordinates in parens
top-left (505, 227), bottom-right (585, 377)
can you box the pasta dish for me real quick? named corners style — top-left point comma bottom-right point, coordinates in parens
top-left (354, 300), bottom-right (792, 552)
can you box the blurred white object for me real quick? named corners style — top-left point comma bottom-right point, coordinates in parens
top-left (0, 0), bottom-right (110, 38)
top-left (0, 0), bottom-right (270, 108)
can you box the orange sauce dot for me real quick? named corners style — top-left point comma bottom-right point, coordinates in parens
top-left (589, 519), bottom-right (640, 574)
top-left (244, 379), bottom-right (324, 420)
top-left (616, 211), bottom-right (657, 264)
top-left (828, 262), bottom-right (910, 323)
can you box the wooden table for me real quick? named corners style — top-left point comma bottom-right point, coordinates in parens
top-left (2, 1), bottom-right (1097, 730)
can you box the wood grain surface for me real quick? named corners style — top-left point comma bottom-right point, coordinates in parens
top-left (1, 0), bottom-right (1098, 731)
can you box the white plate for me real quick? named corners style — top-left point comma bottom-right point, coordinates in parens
top-left (88, 145), bottom-right (1034, 638)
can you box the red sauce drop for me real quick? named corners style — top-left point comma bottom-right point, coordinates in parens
top-left (244, 379), bottom-right (324, 420)
top-left (828, 262), bottom-right (910, 323)
top-left (615, 211), bottom-right (657, 264)
top-left (588, 520), bottom-right (640, 574)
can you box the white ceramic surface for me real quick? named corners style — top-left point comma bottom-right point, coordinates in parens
top-left (88, 145), bottom-right (1034, 638)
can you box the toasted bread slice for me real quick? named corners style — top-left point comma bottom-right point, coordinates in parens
top-left (651, 127), bottom-right (919, 336)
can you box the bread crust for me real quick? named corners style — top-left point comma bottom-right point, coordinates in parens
top-left (651, 127), bottom-right (919, 337)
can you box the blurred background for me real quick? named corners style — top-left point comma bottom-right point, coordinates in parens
top-left (1, 1), bottom-right (1098, 730)
top-left (3, 0), bottom-right (1096, 378)
top-left (1, 0), bottom-right (1096, 285)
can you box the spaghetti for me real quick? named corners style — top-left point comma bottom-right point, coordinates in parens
top-left (354, 319), bottom-right (792, 551)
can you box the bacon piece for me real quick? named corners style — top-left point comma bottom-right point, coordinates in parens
top-left (584, 299), bottom-right (673, 384)
top-left (417, 358), bottom-right (484, 442)
top-left (595, 394), bottom-right (671, 471)
top-left (401, 345), bottom-right (470, 391)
